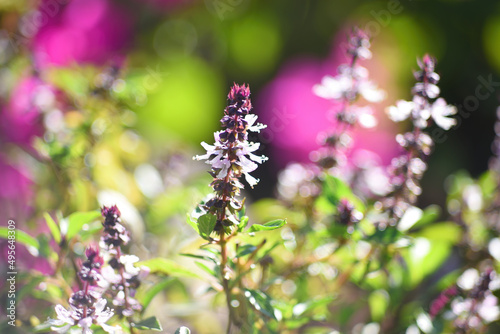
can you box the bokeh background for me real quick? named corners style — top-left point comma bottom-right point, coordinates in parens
top-left (2, 0), bottom-right (500, 207)
top-left (2, 0), bottom-right (500, 332)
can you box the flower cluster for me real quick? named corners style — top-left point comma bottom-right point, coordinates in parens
top-left (380, 55), bottom-right (456, 227)
top-left (50, 247), bottom-right (118, 333)
top-left (336, 199), bottom-right (363, 229)
top-left (312, 28), bottom-right (384, 171)
top-left (450, 268), bottom-right (500, 332)
top-left (100, 205), bottom-right (145, 318)
top-left (387, 55), bottom-right (457, 130)
top-left (101, 205), bottom-right (130, 249)
top-left (194, 83), bottom-right (267, 232)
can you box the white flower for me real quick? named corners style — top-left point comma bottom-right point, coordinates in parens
top-left (313, 75), bottom-right (351, 100)
top-left (430, 98), bottom-right (456, 130)
top-left (351, 106), bottom-right (378, 128)
top-left (387, 100), bottom-right (415, 122)
top-left (313, 65), bottom-right (385, 103)
top-left (49, 299), bottom-right (116, 334)
top-left (245, 114), bottom-right (266, 132)
top-left (358, 80), bottom-right (386, 102)
top-left (477, 293), bottom-right (500, 323)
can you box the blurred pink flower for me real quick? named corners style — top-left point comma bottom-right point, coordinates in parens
top-left (0, 155), bottom-right (34, 219)
top-left (1, 76), bottom-right (45, 147)
top-left (32, 0), bottom-right (133, 67)
top-left (257, 34), bottom-right (399, 169)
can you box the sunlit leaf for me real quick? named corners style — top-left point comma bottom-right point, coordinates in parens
top-left (198, 213), bottom-right (217, 240)
top-left (322, 175), bottom-right (365, 212)
top-left (248, 219), bottom-right (286, 233)
top-left (138, 258), bottom-right (199, 278)
top-left (140, 277), bottom-right (176, 310)
top-left (43, 213), bottom-right (61, 244)
top-left (244, 289), bottom-right (277, 320)
top-left (132, 316), bottom-right (162, 331)
top-left (0, 227), bottom-right (39, 250)
top-left (65, 211), bottom-right (101, 240)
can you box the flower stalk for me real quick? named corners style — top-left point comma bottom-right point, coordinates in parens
top-left (194, 83), bottom-right (267, 333)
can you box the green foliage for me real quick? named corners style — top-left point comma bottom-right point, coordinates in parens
top-left (197, 213), bottom-right (217, 240)
top-left (132, 316), bottom-right (163, 331)
top-left (247, 219), bottom-right (286, 233)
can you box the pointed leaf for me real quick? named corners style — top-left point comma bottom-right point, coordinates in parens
top-left (140, 277), bottom-right (176, 310)
top-left (43, 213), bottom-right (61, 244)
top-left (198, 213), bottom-right (217, 240)
top-left (137, 258), bottom-right (199, 278)
top-left (244, 289), bottom-right (277, 320)
top-left (0, 227), bottom-right (39, 250)
top-left (248, 219), bottom-right (286, 233)
top-left (132, 316), bottom-right (162, 331)
top-left (66, 211), bottom-right (101, 240)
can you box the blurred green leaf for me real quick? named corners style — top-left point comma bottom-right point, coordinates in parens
top-left (64, 211), bottom-right (101, 240)
top-left (248, 219), bottom-right (286, 233)
top-left (244, 289), bottom-right (277, 320)
top-left (413, 222), bottom-right (462, 244)
top-left (322, 175), bottom-right (365, 212)
top-left (236, 244), bottom-right (257, 258)
top-left (132, 316), bottom-right (162, 331)
top-left (198, 213), bottom-right (217, 240)
top-left (0, 227), bottom-right (39, 250)
top-left (140, 277), bottom-right (176, 310)
top-left (367, 228), bottom-right (406, 245)
top-left (138, 258), bottom-right (199, 278)
top-left (186, 214), bottom-right (199, 234)
top-left (195, 261), bottom-right (216, 276)
top-left (43, 213), bottom-right (61, 244)
top-left (292, 296), bottom-right (334, 317)
top-left (368, 290), bottom-right (390, 321)
top-left (409, 205), bottom-right (441, 231)
top-left (238, 216), bottom-right (249, 232)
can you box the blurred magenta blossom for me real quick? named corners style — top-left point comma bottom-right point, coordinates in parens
top-left (33, 0), bottom-right (133, 67)
top-left (1, 76), bottom-right (47, 146)
top-left (0, 155), bottom-right (34, 219)
top-left (257, 33), bottom-right (399, 169)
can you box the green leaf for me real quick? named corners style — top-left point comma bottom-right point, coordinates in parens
top-left (248, 219), bottom-right (286, 233)
top-left (175, 327), bottom-right (191, 334)
top-left (137, 258), bottom-right (199, 278)
top-left (198, 213), bottom-right (217, 240)
top-left (180, 253), bottom-right (217, 264)
top-left (413, 222), bottom-right (462, 244)
top-left (43, 213), bottom-right (61, 244)
top-left (195, 261), bottom-right (216, 276)
top-left (244, 289), bottom-right (277, 320)
top-left (322, 175), bottom-right (365, 212)
top-left (368, 290), bottom-right (390, 321)
top-left (367, 228), bottom-right (405, 245)
top-left (140, 277), bottom-right (176, 310)
top-left (236, 244), bottom-right (257, 258)
top-left (0, 227), bottom-right (39, 250)
top-left (409, 205), bottom-right (441, 231)
top-left (238, 216), bottom-right (249, 232)
top-left (292, 296), bottom-right (334, 317)
top-left (65, 211), bottom-right (101, 240)
top-left (186, 214), bottom-right (199, 234)
top-left (132, 316), bottom-right (162, 331)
